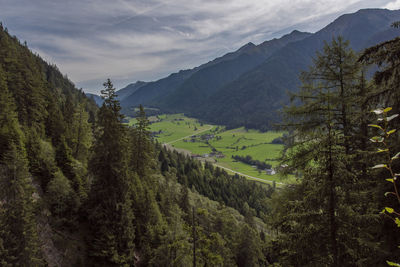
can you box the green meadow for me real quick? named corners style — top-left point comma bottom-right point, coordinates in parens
top-left (128, 113), bottom-right (214, 143)
top-left (130, 114), bottom-right (294, 183)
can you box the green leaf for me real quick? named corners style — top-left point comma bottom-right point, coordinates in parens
top-left (377, 148), bottom-right (389, 153)
top-left (387, 129), bottom-right (397, 135)
top-left (387, 114), bottom-right (399, 122)
top-left (386, 261), bottom-right (400, 266)
top-left (386, 179), bottom-right (394, 183)
top-left (385, 207), bottom-right (394, 213)
top-left (395, 218), bottom-right (400, 228)
top-left (384, 107), bottom-right (393, 113)
top-left (392, 152), bottom-right (400, 160)
top-left (368, 124), bottom-right (383, 130)
top-left (372, 164), bottom-right (387, 169)
top-left (370, 136), bottom-right (384, 143)
top-left (385, 192), bottom-right (391, 197)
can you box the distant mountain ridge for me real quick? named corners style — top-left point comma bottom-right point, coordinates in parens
top-left (152, 30), bottom-right (312, 112)
top-left (116, 80), bottom-right (147, 100)
top-left (120, 30), bottom-right (312, 114)
top-left (119, 8), bottom-right (400, 129)
top-left (86, 80), bottom-right (147, 107)
top-left (86, 93), bottom-right (103, 106)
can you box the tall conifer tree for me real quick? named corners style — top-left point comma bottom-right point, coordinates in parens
top-left (88, 79), bottom-right (135, 265)
top-left (130, 104), bottom-right (153, 178)
top-left (276, 37), bottom-right (369, 266)
top-left (0, 66), bottom-right (43, 265)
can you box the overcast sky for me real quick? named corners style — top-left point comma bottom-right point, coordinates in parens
top-left (1, 0), bottom-right (399, 93)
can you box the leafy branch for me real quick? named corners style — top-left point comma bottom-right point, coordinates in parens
top-left (369, 107), bottom-right (400, 266)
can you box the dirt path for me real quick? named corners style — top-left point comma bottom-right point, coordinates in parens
top-left (212, 163), bottom-right (284, 185)
top-left (163, 142), bottom-right (283, 185)
top-left (163, 125), bottom-right (285, 185)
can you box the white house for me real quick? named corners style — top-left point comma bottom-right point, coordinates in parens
top-left (266, 169), bottom-right (276, 175)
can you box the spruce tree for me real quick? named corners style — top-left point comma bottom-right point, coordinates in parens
top-left (0, 66), bottom-right (22, 159)
top-left (130, 104), bottom-right (153, 178)
top-left (70, 103), bottom-right (92, 162)
top-left (88, 79), bottom-right (135, 265)
top-left (359, 28), bottom-right (400, 264)
top-left (277, 37), bottom-right (368, 266)
top-left (0, 66), bottom-right (43, 265)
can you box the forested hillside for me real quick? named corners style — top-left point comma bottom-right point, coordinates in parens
top-left (266, 33), bottom-right (400, 265)
top-left (0, 25), bottom-right (272, 266)
top-left (2, 10), bottom-right (400, 266)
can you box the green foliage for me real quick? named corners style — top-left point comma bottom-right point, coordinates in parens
top-left (0, 142), bottom-right (44, 265)
top-left (46, 171), bottom-right (76, 217)
top-left (88, 79), bottom-right (135, 265)
top-left (370, 107), bottom-right (400, 265)
top-left (235, 224), bottom-right (265, 267)
top-left (11, 20), bottom-right (400, 266)
top-left (160, 147), bottom-right (274, 218)
top-left (0, 66), bottom-right (24, 160)
top-left (149, 114), bottom-right (286, 182)
top-left (0, 25), bottom-right (272, 265)
top-left (70, 103), bottom-right (93, 162)
top-left (272, 36), bottom-right (384, 266)
top-left (130, 104), bottom-right (153, 177)
top-left (0, 55), bottom-right (44, 264)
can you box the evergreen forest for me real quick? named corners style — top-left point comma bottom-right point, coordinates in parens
top-left (1, 19), bottom-right (400, 267)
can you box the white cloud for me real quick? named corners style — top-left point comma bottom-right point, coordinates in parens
top-left (385, 0), bottom-right (400, 9)
top-left (0, 0), bottom-right (395, 93)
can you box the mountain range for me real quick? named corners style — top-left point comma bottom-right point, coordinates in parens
top-left (99, 8), bottom-right (400, 130)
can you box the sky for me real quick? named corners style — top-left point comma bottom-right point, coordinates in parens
top-left (0, 0), bottom-right (400, 93)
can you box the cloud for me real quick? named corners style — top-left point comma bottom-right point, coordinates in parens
top-left (0, 0), bottom-right (395, 93)
top-left (385, 0), bottom-right (400, 9)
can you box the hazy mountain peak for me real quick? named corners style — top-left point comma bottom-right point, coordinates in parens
top-left (116, 80), bottom-right (148, 101)
top-left (238, 42), bottom-right (256, 52)
top-left (121, 8), bottom-right (400, 128)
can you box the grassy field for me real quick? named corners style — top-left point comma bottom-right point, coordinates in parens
top-left (128, 114), bottom-right (214, 143)
top-left (129, 114), bottom-right (294, 184)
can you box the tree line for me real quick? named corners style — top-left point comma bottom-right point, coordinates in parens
top-left (0, 24), bottom-right (271, 266)
top-left (2, 19), bottom-right (400, 266)
top-left (267, 32), bottom-right (400, 266)
top-left (231, 155), bottom-right (272, 171)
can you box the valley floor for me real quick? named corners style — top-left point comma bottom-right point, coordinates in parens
top-left (129, 114), bottom-right (295, 184)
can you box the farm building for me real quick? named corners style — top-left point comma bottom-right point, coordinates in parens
top-left (266, 169), bottom-right (276, 175)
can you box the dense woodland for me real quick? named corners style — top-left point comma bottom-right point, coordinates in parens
top-left (1, 18), bottom-right (400, 267)
top-left (269, 34), bottom-right (400, 265)
top-left (0, 25), bottom-right (272, 266)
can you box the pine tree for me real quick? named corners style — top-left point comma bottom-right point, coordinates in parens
top-left (235, 224), bottom-right (264, 267)
top-left (277, 37), bottom-right (369, 266)
top-left (88, 79), bottom-right (135, 265)
top-left (0, 66), bottom-right (23, 159)
top-left (0, 66), bottom-right (43, 265)
top-left (130, 104), bottom-right (153, 178)
top-left (359, 27), bottom-right (400, 264)
top-left (70, 103), bottom-right (92, 162)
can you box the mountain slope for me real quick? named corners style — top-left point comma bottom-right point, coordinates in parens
top-left (120, 8), bottom-right (400, 130)
top-left (116, 80), bottom-right (147, 100)
top-left (120, 68), bottom-right (195, 113)
top-left (195, 8), bottom-right (400, 129)
top-left (86, 81), bottom-right (147, 107)
top-left (0, 24), bottom-right (273, 266)
top-left (86, 93), bottom-right (103, 106)
top-left (120, 30), bottom-right (311, 111)
top-left (155, 30), bottom-right (311, 112)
